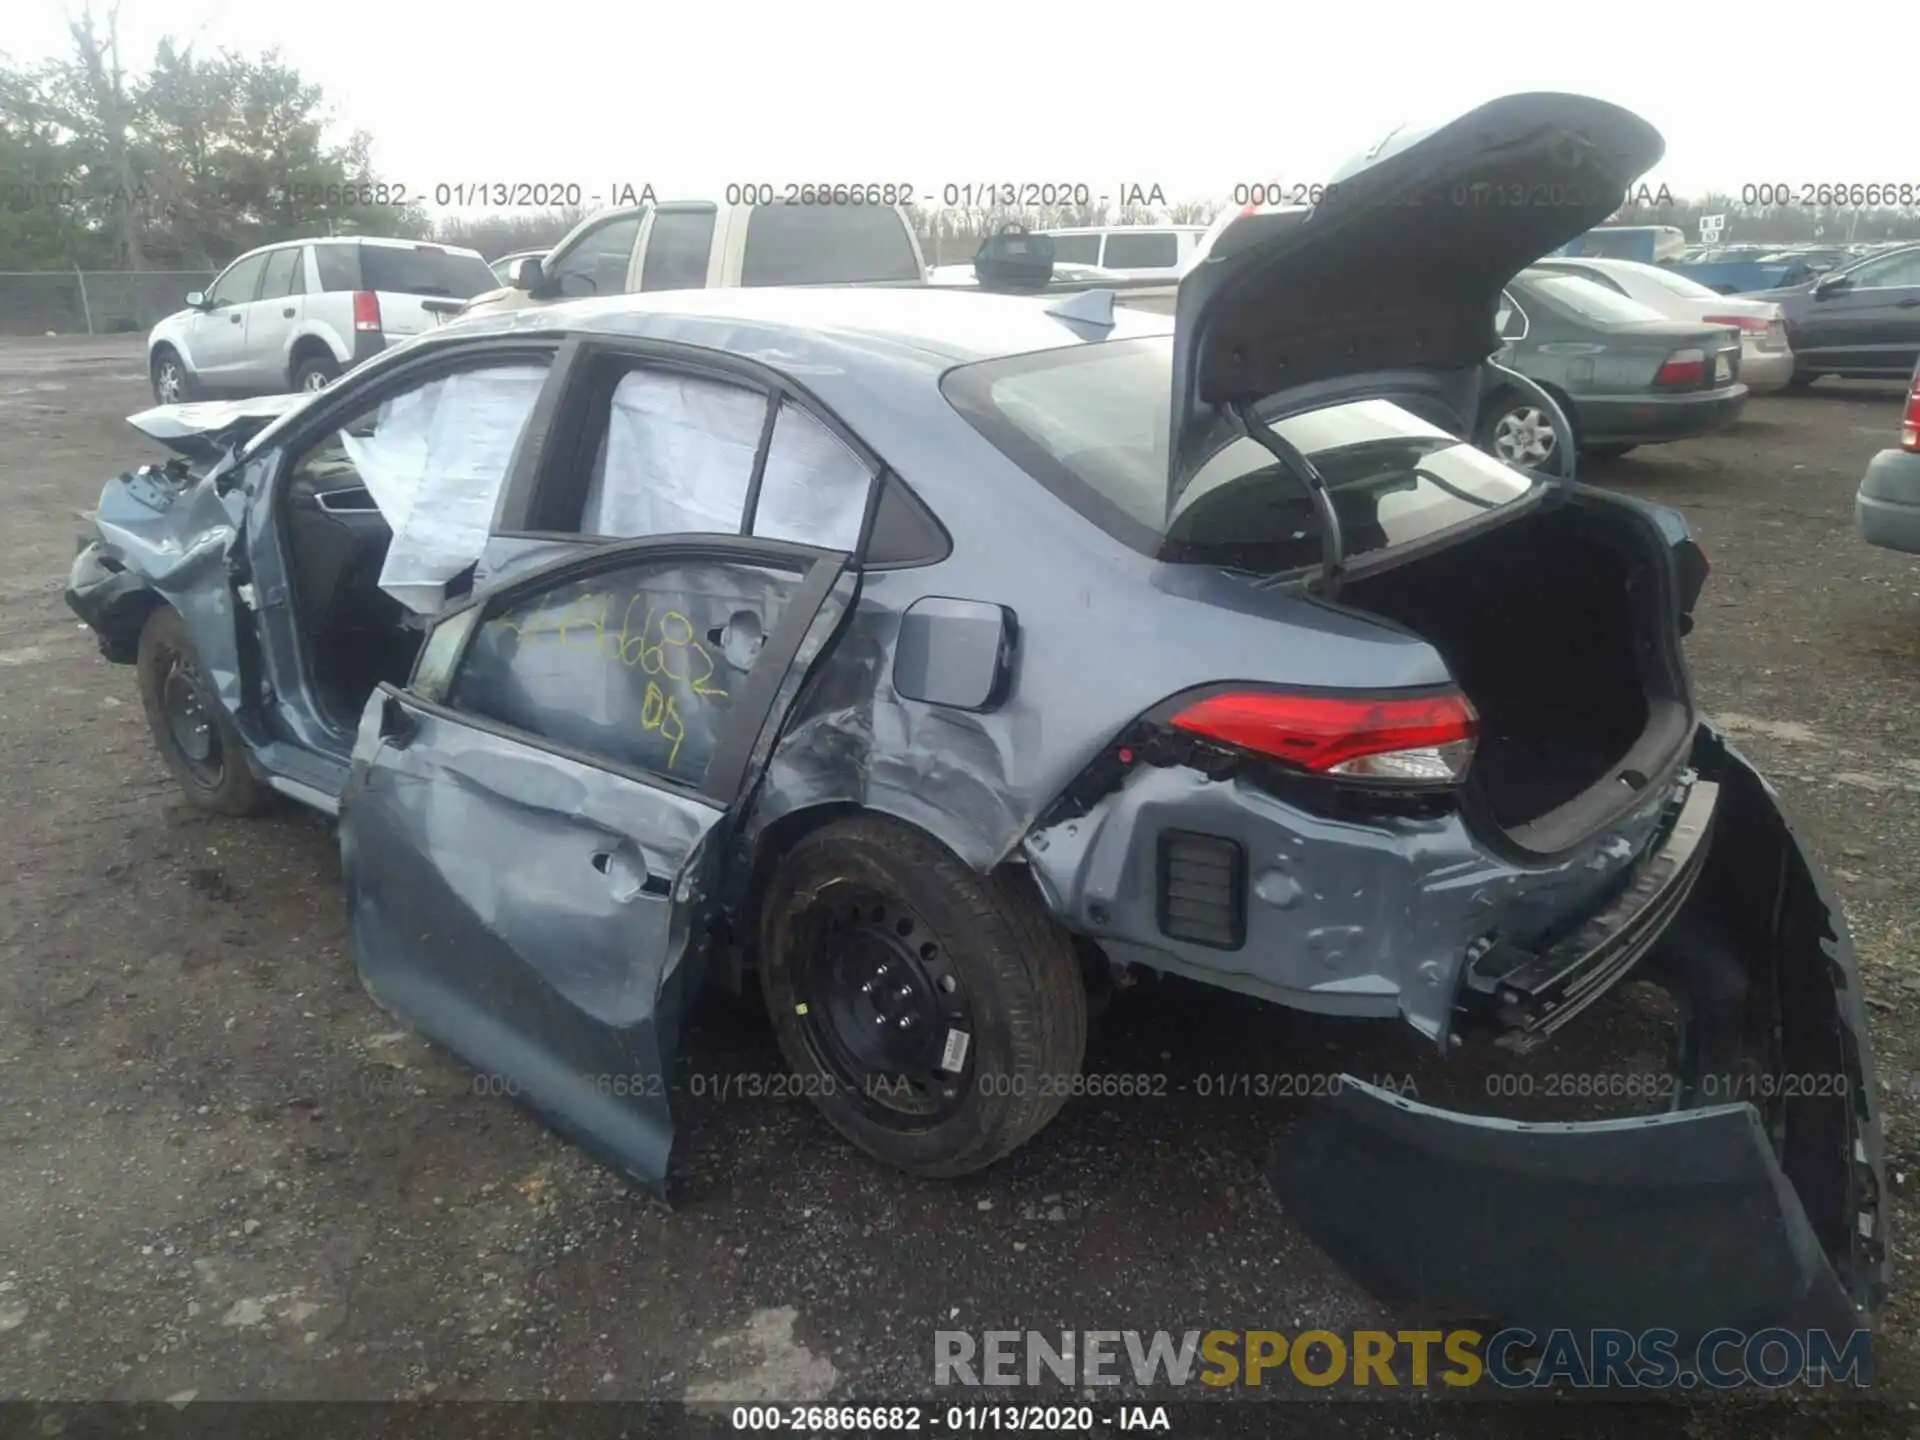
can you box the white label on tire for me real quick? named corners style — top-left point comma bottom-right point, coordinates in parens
top-left (938, 1028), bottom-right (970, 1074)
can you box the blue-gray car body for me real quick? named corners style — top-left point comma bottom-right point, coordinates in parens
top-left (66, 92), bottom-right (1886, 1345)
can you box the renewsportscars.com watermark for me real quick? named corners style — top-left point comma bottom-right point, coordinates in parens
top-left (934, 1328), bottom-right (1873, 1391)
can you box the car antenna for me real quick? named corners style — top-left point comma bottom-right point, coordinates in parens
top-left (1228, 397), bottom-right (1345, 596)
top-left (1043, 289), bottom-right (1116, 330)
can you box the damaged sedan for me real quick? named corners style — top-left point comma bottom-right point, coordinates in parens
top-left (68, 91), bottom-right (1885, 1343)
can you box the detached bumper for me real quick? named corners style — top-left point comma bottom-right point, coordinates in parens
top-left (1271, 725), bottom-right (1887, 1340)
top-left (1856, 447), bottom-right (1920, 555)
top-left (1575, 383), bottom-right (1749, 446)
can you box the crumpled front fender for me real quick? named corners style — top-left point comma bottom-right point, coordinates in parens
top-left (1271, 724), bottom-right (1887, 1342)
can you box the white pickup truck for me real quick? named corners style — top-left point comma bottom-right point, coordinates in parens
top-left (461, 201), bottom-right (930, 318)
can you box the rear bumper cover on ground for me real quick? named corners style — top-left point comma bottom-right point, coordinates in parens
top-left (1576, 383), bottom-right (1749, 445)
top-left (1270, 725), bottom-right (1887, 1340)
top-left (1856, 447), bottom-right (1920, 555)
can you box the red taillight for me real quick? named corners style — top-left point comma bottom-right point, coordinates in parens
top-left (351, 290), bottom-right (382, 333)
top-left (1169, 690), bottom-right (1479, 783)
top-left (1654, 348), bottom-right (1707, 387)
top-left (1901, 377), bottom-right (1920, 453)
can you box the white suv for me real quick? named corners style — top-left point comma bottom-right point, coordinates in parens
top-left (147, 236), bottom-right (499, 403)
top-left (1036, 225), bottom-right (1208, 278)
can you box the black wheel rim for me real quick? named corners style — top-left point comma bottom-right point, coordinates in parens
top-left (790, 884), bottom-right (974, 1127)
top-left (157, 644), bottom-right (224, 787)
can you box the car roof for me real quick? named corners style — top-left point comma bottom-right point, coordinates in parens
top-left (1044, 225), bottom-right (1206, 236)
top-left (234, 235), bottom-right (488, 261)
top-left (446, 284), bottom-right (1176, 371)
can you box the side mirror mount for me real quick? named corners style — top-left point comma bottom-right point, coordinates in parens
top-left (1814, 274), bottom-right (1849, 299)
top-left (184, 291), bottom-right (208, 309)
top-left (507, 256), bottom-right (544, 291)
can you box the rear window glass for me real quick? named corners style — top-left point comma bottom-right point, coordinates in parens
top-left (740, 206), bottom-right (920, 285)
top-left (943, 336), bottom-right (1537, 576)
top-left (314, 245), bottom-right (361, 292)
top-left (1101, 232), bottom-right (1178, 269)
top-left (358, 244), bottom-right (498, 299)
top-left (1522, 273), bottom-right (1667, 326)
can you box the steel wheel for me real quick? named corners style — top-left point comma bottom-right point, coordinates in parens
top-left (1490, 404), bottom-right (1559, 468)
top-left (299, 368), bottom-right (331, 393)
top-left (156, 643), bottom-right (225, 788)
top-left (790, 883), bottom-right (975, 1126)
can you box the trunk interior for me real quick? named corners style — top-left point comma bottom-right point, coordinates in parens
top-left (1339, 496), bottom-right (1691, 851)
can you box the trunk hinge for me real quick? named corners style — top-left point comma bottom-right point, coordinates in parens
top-left (1228, 398), bottom-right (1346, 597)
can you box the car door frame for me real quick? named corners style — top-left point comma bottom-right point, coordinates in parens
top-left (336, 326), bottom-right (889, 1191)
top-left (226, 331), bottom-right (574, 789)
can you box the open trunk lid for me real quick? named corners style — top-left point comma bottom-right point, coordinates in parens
top-left (1168, 92), bottom-right (1665, 514)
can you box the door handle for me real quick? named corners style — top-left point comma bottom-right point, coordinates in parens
top-left (282, 306), bottom-right (295, 318)
top-left (590, 848), bottom-right (671, 898)
top-left (1898, 297), bottom-right (1920, 308)
top-left (229, 313), bottom-right (242, 324)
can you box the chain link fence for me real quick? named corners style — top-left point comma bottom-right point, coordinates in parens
top-left (0, 271), bottom-right (216, 337)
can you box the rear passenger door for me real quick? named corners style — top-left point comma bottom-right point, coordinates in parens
top-left (635, 204), bottom-right (718, 291)
top-left (243, 247), bottom-right (306, 389)
top-left (336, 341), bottom-right (884, 1193)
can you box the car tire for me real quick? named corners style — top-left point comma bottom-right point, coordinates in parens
top-left (1582, 444), bottom-right (1637, 459)
top-left (1784, 372), bottom-right (1820, 390)
top-left (135, 606), bottom-right (274, 817)
top-left (150, 347), bottom-right (197, 405)
top-left (756, 814), bottom-right (1088, 1178)
top-left (1477, 392), bottom-right (1569, 472)
top-left (291, 353), bottom-right (342, 394)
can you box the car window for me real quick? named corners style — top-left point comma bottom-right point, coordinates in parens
top-left (207, 253), bottom-right (269, 307)
top-left (943, 335), bottom-right (1539, 575)
top-left (358, 244), bottom-right (497, 299)
top-left (640, 207), bottom-right (717, 291)
top-left (740, 205), bottom-right (920, 285)
top-left (1046, 234), bottom-right (1102, 265)
top-left (751, 400), bottom-right (876, 549)
top-left (258, 248), bottom-right (303, 301)
top-left (580, 369), bottom-right (768, 538)
top-left (1100, 232), bottom-right (1178, 269)
top-left (445, 555), bottom-right (805, 788)
top-left (1848, 251), bottom-right (1920, 289)
top-left (312, 245), bottom-right (360, 292)
top-left (1523, 273), bottom-right (1667, 325)
top-left (297, 360), bottom-right (552, 612)
top-left (1495, 290), bottom-right (1527, 340)
top-left (549, 213), bottom-right (645, 298)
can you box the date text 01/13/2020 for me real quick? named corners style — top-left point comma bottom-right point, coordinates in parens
top-left (726, 1404), bottom-right (1172, 1432)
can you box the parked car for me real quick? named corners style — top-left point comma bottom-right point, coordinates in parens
top-left (1761, 246), bottom-right (1848, 274)
top-left (1664, 255), bottom-right (1816, 296)
top-left (1747, 244), bottom-right (1920, 386)
top-left (1530, 256), bottom-right (1792, 392)
top-left (1036, 225), bottom-right (1208, 278)
top-left (1855, 358), bottom-right (1920, 554)
top-left (490, 248), bottom-right (548, 285)
top-left (147, 238), bottom-right (498, 403)
top-left (67, 91), bottom-right (1881, 1338)
top-left (458, 200), bottom-right (928, 319)
top-left (1485, 267), bottom-right (1747, 463)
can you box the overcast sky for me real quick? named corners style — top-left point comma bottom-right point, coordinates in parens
top-left (9, 1), bottom-right (1902, 215)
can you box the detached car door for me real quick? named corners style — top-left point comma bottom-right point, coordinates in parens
top-left (340, 537), bottom-right (855, 1192)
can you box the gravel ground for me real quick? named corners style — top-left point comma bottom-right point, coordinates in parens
top-left (2, 338), bottom-right (1918, 1434)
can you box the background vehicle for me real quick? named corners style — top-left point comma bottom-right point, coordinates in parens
top-left (1486, 267), bottom-right (1746, 463)
top-left (1665, 253), bottom-right (1815, 295)
top-left (1556, 224), bottom-right (1687, 263)
top-left (1856, 359), bottom-right (1920, 554)
top-left (1531, 255), bottom-right (1792, 392)
top-left (1035, 225), bottom-right (1208, 278)
top-left (1747, 244), bottom-right (1920, 385)
top-left (460, 200), bottom-right (927, 318)
top-left (490, 248), bottom-right (548, 284)
top-left (147, 237), bottom-right (496, 402)
top-left (1761, 246), bottom-right (1848, 274)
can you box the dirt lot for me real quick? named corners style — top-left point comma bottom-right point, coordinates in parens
top-left (2, 338), bottom-right (1919, 1431)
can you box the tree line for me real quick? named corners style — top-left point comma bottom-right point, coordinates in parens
top-left (5, 9), bottom-right (1919, 274)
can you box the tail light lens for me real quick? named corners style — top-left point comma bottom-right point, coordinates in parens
top-left (1901, 375), bottom-right (1920, 453)
top-left (1703, 314), bottom-right (1768, 335)
top-left (351, 290), bottom-right (382, 333)
top-left (1169, 690), bottom-right (1479, 784)
top-left (1654, 348), bottom-right (1707, 387)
